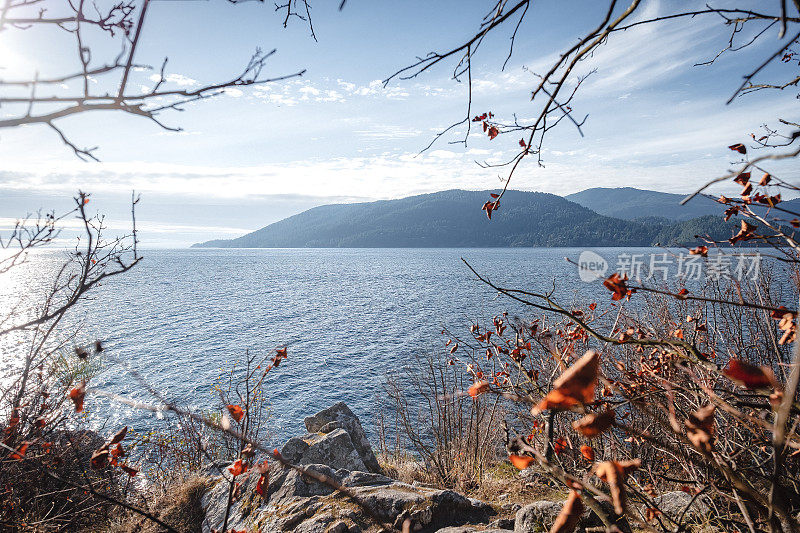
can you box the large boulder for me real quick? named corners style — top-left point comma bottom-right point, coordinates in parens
top-left (304, 402), bottom-right (381, 473)
top-left (201, 402), bottom-right (497, 533)
top-left (514, 501), bottom-right (563, 532)
top-left (281, 428), bottom-right (368, 472)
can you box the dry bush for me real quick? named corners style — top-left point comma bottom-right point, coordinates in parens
top-left (110, 476), bottom-right (209, 533)
top-left (379, 351), bottom-right (515, 493)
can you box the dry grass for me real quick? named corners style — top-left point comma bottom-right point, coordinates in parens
top-left (109, 477), bottom-right (209, 533)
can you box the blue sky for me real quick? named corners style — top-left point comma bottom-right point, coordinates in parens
top-left (1, 0), bottom-right (798, 246)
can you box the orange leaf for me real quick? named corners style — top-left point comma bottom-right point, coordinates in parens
top-left (723, 359), bottom-right (776, 389)
top-left (553, 437), bottom-right (567, 455)
top-left (551, 490), bottom-right (584, 533)
top-left (595, 459), bottom-right (641, 514)
top-left (580, 445), bottom-right (595, 462)
top-left (685, 404), bottom-right (715, 453)
top-left (532, 350), bottom-right (600, 414)
top-left (69, 382), bottom-right (86, 412)
top-left (10, 441), bottom-right (30, 460)
top-left (572, 409), bottom-right (615, 438)
top-left (468, 380), bottom-right (490, 398)
top-left (228, 458), bottom-right (247, 477)
top-left (509, 454), bottom-right (535, 470)
top-left (227, 405), bottom-right (245, 423)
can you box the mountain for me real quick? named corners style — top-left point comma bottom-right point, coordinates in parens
top-left (565, 187), bottom-right (722, 221)
top-left (193, 189), bottom-right (734, 248)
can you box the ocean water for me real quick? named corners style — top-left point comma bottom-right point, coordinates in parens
top-left (0, 247), bottom-right (787, 447)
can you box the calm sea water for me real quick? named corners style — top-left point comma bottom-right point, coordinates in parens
top-left (0, 247), bottom-right (788, 446)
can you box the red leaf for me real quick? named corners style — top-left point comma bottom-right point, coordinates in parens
top-left (733, 172), bottom-right (751, 186)
top-left (69, 382), bottom-right (86, 413)
top-left (487, 126), bottom-right (500, 140)
top-left (553, 437), bottom-right (567, 455)
top-left (728, 143), bottom-right (746, 154)
top-left (227, 405), bottom-right (245, 423)
top-left (10, 442), bottom-right (30, 460)
top-left (120, 464), bottom-right (138, 477)
top-left (689, 246), bottom-right (708, 257)
top-left (519, 138), bottom-right (527, 148)
top-left (723, 359), bottom-right (776, 389)
top-left (228, 458), bottom-right (247, 477)
top-left (91, 448), bottom-right (110, 469)
top-left (603, 273), bottom-right (634, 301)
top-left (109, 426), bottom-right (128, 445)
top-left (760, 173), bottom-right (772, 186)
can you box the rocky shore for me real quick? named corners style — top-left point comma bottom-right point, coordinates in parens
top-left (200, 402), bottom-right (701, 533)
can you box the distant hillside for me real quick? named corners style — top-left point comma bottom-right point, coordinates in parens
top-left (565, 187), bottom-right (722, 221)
top-left (566, 186), bottom-right (800, 223)
top-left (193, 189), bottom-right (734, 248)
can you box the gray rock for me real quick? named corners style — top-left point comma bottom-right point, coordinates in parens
top-left (514, 501), bottom-right (563, 532)
top-left (304, 401), bottom-right (381, 473)
top-left (202, 403), bottom-right (497, 532)
top-left (488, 517), bottom-right (515, 530)
top-left (281, 428), bottom-right (368, 472)
top-left (649, 490), bottom-right (709, 520)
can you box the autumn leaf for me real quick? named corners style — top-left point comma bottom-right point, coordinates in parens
top-left (572, 409), bottom-right (615, 438)
top-left (509, 454), bottom-right (535, 470)
top-left (580, 445), bottom-right (595, 462)
top-left (551, 490), bottom-right (584, 533)
top-left (468, 380), bottom-right (490, 398)
top-left (553, 437), bottom-right (568, 455)
top-left (676, 288), bottom-right (689, 299)
top-left (256, 473), bottom-right (269, 497)
top-left (519, 138), bottom-right (527, 148)
top-left (689, 246), bottom-right (708, 257)
top-left (69, 381), bottom-right (86, 413)
top-left (603, 273), bottom-right (634, 301)
top-left (111, 443), bottom-right (125, 458)
top-left (729, 219), bottom-right (757, 245)
top-left (9, 441), bottom-right (30, 460)
top-left (728, 143), bottom-right (746, 154)
top-left (722, 359), bottom-right (776, 389)
top-left (227, 405), bottom-right (245, 423)
top-left (760, 173), bottom-right (772, 186)
top-left (91, 447), bottom-right (110, 469)
top-left (109, 426), bottom-right (128, 445)
top-left (685, 404), bottom-right (715, 453)
top-left (595, 459), bottom-right (641, 514)
top-left (487, 126), bottom-right (500, 140)
top-left (733, 172), bottom-right (751, 186)
top-left (120, 464), bottom-right (138, 477)
top-left (228, 458), bottom-right (247, 477)
top-left (532, 350), bottom-right (600, 414)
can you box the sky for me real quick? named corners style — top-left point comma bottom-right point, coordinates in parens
top-left (1, 0), bottom-right (799, 247)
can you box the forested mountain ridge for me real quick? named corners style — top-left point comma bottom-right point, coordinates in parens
top-left (193, 189), bottom-right (738, 248)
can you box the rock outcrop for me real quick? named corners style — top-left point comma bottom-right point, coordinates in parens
top-left (201, 403), bottom-right (496, 533)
